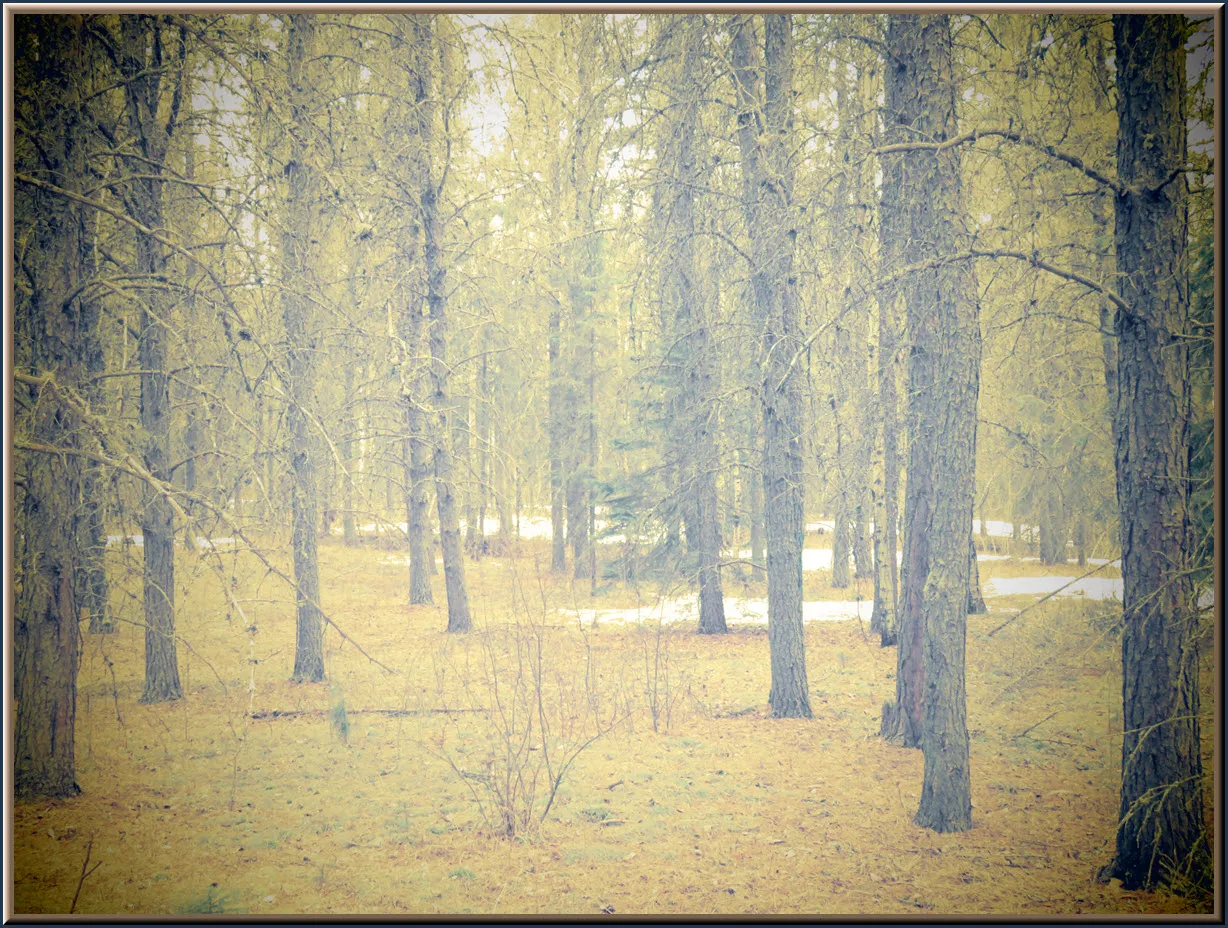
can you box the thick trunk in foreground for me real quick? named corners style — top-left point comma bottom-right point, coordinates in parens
top-left (13, 18), bottom-right (88, 794)
top-left (15, 391), bottom-right (81, 798)
top-left (284, 13), bottom-right (325, 683)
top-left (892, 13), bottom-right (979, 834)
top-left (733, 14), bottom-right (811, 718)
top-left (1103, 13), bottom-right (1209, 892)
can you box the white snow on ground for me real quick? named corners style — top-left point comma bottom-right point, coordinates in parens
top-left (984, 576), bottom-right (1124, 600)
top-left (737, 548), bottom-right (1011, 570)
top-left (974, 519), bottom-right (1037, 538)
top-left (557, 595), bottom-right (873, 628)
top-left (1019, 556), bottom-right (1115, 566)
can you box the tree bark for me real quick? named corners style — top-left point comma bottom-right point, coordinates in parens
top-left (120, 15), bottom-right (182, 703)
top-left (659, 15), bottom-right (726, 634)
top-left (1103, 12), bottom-right (1209, 891)
top-left (284, 13), bottom-right (325, 683)
top-left (415, 15), bottom-right (472, 633)
top-left (884, 13), bottom-right (980, 834)
top-left (733, 14), bottom-right (812, 718)
top-left (967, 539), bottom-right (987, 615)
top-left (13, 14), bottom-right (90, 796)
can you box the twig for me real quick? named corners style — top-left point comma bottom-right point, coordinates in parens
top-left (69, 837), bottom-right (102, 915)
top-left (985, 558), bottom-right (1120, 637)
top-left (1013, 710), bottom-right (1058, 741)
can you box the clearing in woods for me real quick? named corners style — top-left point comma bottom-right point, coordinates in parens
top-left (11, 532), bottom-right (1213, 916)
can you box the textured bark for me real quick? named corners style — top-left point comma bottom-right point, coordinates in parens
top-left (120, 15), bottom-right (182, 703)
top-left (284, 13), bottom-right (325, 683)
top-left (967, 539), bottom-right (987, 615)
top-left (733, 14), bottom-right (811, 718)
top-left (658, 16), bottom-right (727, 635)
top-left (74, 102), bottom-right (111, 636)
top-left (13, 15), bottom-right (90, 797)
top-left (416, 15), bottom-right (472, 633)
top-left (878, 15), bottom-right (929, 745)
top-left (882, 13), bottom-right (980, 834)
top-left (394, 41), bottom-right (437, 608)
top-left (1104, 13), bottom-right (1209, 891)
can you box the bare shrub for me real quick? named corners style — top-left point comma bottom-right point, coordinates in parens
top-left (424, 608), bottom-right (623, 839)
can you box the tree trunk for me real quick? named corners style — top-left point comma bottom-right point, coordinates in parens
top-left (416, 15), bottom-right (472, 633)
top-left (76, 133), bottom-right (112, 634)
top-left (733, 14), bottom-right (811, 718)
top-left (1103, 13), bottom-right (1209, 892)
top-left (749, 420), bottom-right (765, 570)
top-left (341, 355), bottom-right (358, 545)
top-left (549, 299), bottom-right (568, 572)
top-left (967, 539), bottom-right (987, 615)
top-left (15, 399), bottom-right (82, 798)
top-left (657, 16), bottom-right (727, 634)
top-left (880, 13), bottom-right (980, 834)
top-left (13, 16), bottom-right (91, 795)
top-left (121, 15), bottom-right (182, 703)
top-left (474, 349), bottom-right (490, 557)
top-left (284, 13), bottom-right (325, 684)
top-left (871, 143), bottom-right (901, 648)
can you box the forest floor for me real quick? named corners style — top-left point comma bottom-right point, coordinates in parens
top-left (11, 530), bottom-right (1215, 917)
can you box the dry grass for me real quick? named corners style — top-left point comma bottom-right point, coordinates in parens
top-left (12, 536), bottom-right (1214, 916)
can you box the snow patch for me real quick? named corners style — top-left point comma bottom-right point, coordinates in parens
top-left (985, 576), bottom-right (1123, 601)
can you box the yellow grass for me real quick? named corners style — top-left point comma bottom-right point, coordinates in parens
top-left (12, 537), bottom-right (1214, 916)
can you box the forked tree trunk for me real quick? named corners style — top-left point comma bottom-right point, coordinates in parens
top-left (1103, 12), bottom-right (1209, 892)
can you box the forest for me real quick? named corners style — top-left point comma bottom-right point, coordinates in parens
top-left (8, 10), bottom-right (1219, 917)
